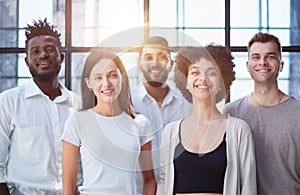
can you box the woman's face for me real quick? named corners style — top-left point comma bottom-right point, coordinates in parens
top-left (85, 58), bottom-right (122, 103)
top-left (187, 58), bottom-right (222, 101)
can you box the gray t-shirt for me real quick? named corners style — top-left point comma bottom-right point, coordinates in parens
top-left (225, 95), bottom-right (300, 195)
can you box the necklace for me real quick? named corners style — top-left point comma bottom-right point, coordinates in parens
top-left (277, 91), bottom-right (284, 104)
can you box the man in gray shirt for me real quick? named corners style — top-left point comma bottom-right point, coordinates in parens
top-left (225, 32), bottom-right (300, 195)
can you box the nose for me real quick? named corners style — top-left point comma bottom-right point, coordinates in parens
top-left (39, 49), bottom-right (48, 59)
top-left (259, 56), bottom-right (267, 65)
top-left (199, 74), bottom-right (207, 82)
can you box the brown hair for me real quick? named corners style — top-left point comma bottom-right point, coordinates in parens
top-left (80, 48), bottom-right (136, 118)
top-left (248, 32), bottom-right (282, 59)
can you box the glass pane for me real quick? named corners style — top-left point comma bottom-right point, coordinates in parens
top-left (149, 0), bottom-right (177, 27)
top-left (231, 29), bottom-right (262, 46)
top-left (0, 53), bottom-right (18, 92)
top-left (184, 0), bottom-right (224, 27)
top-left (184, 29), bottom-right (225, 46)
top-left (72, 0), bottom-right (143, 47)
top-left (269, 0), bottom-right (290, 27)
top-left (0, 0), bottom-right (18, 28)
top-left (231, 0), bottom-right (259, 27)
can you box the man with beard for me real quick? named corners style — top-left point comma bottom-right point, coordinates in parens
top-left (0, 18), bottom-right (80, 195)
top-left (131, 36), bottom-right (192, 194)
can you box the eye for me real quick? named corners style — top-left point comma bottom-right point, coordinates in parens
top-left (251, 55), bottom-right (260, 60)
top-left (143, 55), bottom-right (153, 61)
top-left (30, 48), bottom-right (39, 55)
top-left (190, 70), bottom-right (200, 76)
top-left (158, 55), bottom-right (169, 62)
top-left (45, 46), bottom-right (56, 54)
top-left (207, 70), bottom-right (218, 77)
top-left (109, 72), bottom-right (119, 79)
top-left (93, 75), bottom-right (102, 81)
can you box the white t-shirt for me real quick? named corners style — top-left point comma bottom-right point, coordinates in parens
top-left (62, 109), bottom-right (152, 195)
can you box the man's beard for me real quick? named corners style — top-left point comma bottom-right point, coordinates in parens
top-left (29, 67), bottom-right (60, 82)
top-left (142, 69), bottom-right (169, 87)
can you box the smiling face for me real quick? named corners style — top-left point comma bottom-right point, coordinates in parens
top-left (187, 58), bottom-right (221, 102)
top-left (25, 35), bottom-right (64, 82)
top-left (247, 41), bottom-right (284, 84)
top-left (139, 46), bottom-right (171, 86)
top-left (85, 59), bottom-right (122, 103)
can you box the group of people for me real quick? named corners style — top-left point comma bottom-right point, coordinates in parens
top-left (0, 18), bottom-right (299, 195)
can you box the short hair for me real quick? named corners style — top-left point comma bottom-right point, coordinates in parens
top-left (138, 36), bottom-right (171, 61)
top-left (248, 32), bottom-right (282, 59)
top-left (25, 18), bottom-right (62, 51)
top-left (174, 45), bottom-right (235, 103)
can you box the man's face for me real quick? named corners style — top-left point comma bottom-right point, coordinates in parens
top-left (139, 46), bottom-right (172, 87)
top-left (247, 41), bottom-right (283, 84)
top-left (25, 35), bottom-right (64, 82)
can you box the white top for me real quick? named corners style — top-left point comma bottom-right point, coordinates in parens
top-left (131, 84), bottom-right (192, 193)
top-left (62, 109), bottom-right (152, 195)
top-left (0, 79), bottom-right (80, 195)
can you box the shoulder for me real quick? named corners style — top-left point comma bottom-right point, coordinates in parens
top-left (133, 113), bottom-right (150, 126)
top-left (226, 115), bottom-right (252, 137)
top-left (163, 120), bottom-right (181, 136)
top-left (0, 86), bottom-right (23, 104)
top-left (224, 95), bottom-right (250, 113)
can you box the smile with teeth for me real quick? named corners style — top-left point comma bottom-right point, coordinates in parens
top-left (101, 89), bottom-right (114, 95)
top-left (195, 85), bottom-right (208, 89)
top-left (256, 69), bottom-right (270, 73)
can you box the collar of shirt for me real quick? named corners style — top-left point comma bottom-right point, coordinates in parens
top-left (24, 79), bottom-right (73, 104)
top-left (137, 84), bottom-right (181, 107)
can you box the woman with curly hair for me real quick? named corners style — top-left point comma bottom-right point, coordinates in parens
top-left (157, 45), bottom-right (257, 195)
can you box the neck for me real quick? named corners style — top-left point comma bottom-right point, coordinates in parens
top-left (189, 98), bottom-right (222, 122)
top-left (93, 101), bottom-right (123, 117)
top-left (34, 79), bottom-right (61, 100)
top-left (144, 82), bottom-right (169, 104)
top-left (252, 83), bottom-right (286, 106)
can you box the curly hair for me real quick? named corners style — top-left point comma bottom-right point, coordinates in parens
top-left (174, 45), bottom-right (235, 103)
top-left (25, 18), bottom-right (62, 51)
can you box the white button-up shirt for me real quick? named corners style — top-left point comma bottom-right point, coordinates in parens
top-left (131, 83), bottom-right (192, 190)
top-left (0, 79), bottom-right (80, 195)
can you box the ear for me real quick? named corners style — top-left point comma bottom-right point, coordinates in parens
top-left (60, 53), bottom-right (65, 64)
top-left (84, 77), bottom-right (91, 89)
top-left (279, 61), bottom-right (284, 72)
top-left (246, 61), bottom-right (250, 72)
top-left (167, 59), bottom-right (174, 72)
top-left (25, 57), bottom-right (29, 67)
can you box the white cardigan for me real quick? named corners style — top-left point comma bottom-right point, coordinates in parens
top-left (157, 115), bottom-right (257, 195)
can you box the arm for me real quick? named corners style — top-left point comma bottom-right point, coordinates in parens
top-left (239, 123), bottom-right (257, 195)
top-left (0, 95), bottom-right (12, 195)
top-left (62, 140), bottom-right (79, 195)
top-left (0, 183), bottom-right (9, 195)
top-left (139, 141), bottom-right (157, 195)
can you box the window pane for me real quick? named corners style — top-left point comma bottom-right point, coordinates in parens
top-left (149, 0), bottom-right (177, 27)
top-left (269, 0), bottom-right (290, 27)
top-left (184, 29), bottom-right (225, 46)
top-left (184, 0), bottom-right (224, 27)
top-left (72, 0), bottom-right (143, 47)
top-left (231, 0), bottom-right (259, 27)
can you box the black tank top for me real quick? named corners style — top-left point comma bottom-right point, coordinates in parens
top-left (173, 124), bottom-right (227, 194)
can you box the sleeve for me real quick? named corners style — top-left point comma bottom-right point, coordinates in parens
top-left (157, 123), bottom-right (176, 195)
top-left (62, 114), bottom-right (81, 147)
top-left (238, 120), bottom-right (257, 195)
top-left (135, 114), bottom-right (153, 146)
top-left (0, 93), bottom-right (14, 183)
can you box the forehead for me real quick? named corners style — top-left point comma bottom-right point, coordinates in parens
top-left (27, 35), bottom-right (60, 48)
top-left (189, 58), bottom-right (218, 71)
top-left (141, 46), bottom-right (169, 56)
top-left (249, 41), bottom-right (279, 55)
top-left (91, 59), bottom-right (120, 74)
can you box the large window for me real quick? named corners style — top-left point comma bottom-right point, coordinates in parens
top-left (1, 0), bottom-right (299, 101)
